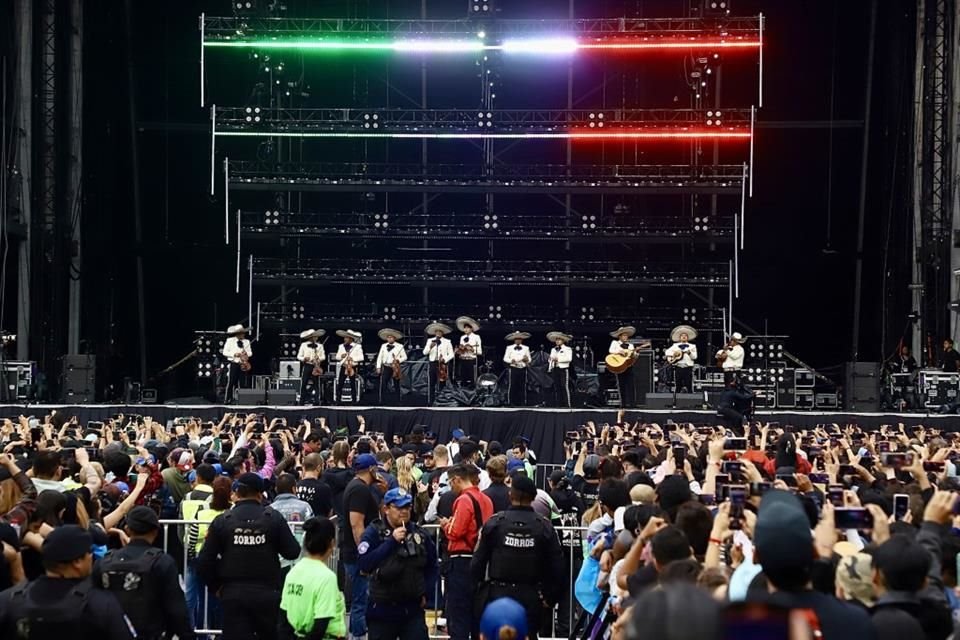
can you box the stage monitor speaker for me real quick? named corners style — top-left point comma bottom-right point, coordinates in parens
top-left (633, 352), bottom-right (654, 404)
top-left (235, 389), bottom-right (267, 405)
top-left (141, 388), bottom-right (158, 404)
top-left (843, 361), bottom-right (880, 411)
top-left (267, 389), bottom-right (298, 406)
top-left (61, 354), bottom-right (95, 371)
top-left (60, 355), bottom-right (95, 403)
top-left (645, 393), bottom-right (703, 410)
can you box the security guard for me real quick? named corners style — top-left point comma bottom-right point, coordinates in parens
top-left (471, 474), bottom-right (563, 640)
top-left (196, 472), bottom-right (301, 640)
top-left (0, 525), bottom-right (133, 640)
top-left (357, 487), bottom-right (439, 640)
top-left (93, 506), bottom-right (195, 640)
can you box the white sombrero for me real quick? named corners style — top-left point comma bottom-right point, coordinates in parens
top-left (226, 324), bottom-right (249, 336)
top-left (505, 331), bottom-right (531, 341)
top-left (336, 329), bottom-right (362, 341)
top-left (610, 326), bottom-right (636, 339)
top-left (300, 329), bottom-right (325, 340)
top-left (378, 328), bottom-right (404, 341)
top-left (456, 316), bottom-right (481, 332)
top-left (670, 325), bottom-right (698, 343)
top-left (425, 322), bottom-right (453, 336)
top-left (547, 331), bottom-right (573, 343)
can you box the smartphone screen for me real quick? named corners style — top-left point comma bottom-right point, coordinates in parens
top-left (808, 473), bottom-right (830, 485)
top-left (834, 507), bottom-right (873, 530)
top-left (724, 437), bottom-right (748, 451)
top-left (728, 486), bottom-right (747, 530)
top-left (720, 461), bottom-right (743, 475)
top-left (827, 485), bottom-right (844, 507)
top-left (893, 494), bottom-right (909, 521)
top-left (749, 481), bottom-right (771, 497)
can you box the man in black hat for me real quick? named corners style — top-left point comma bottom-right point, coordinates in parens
top-left (471, 473), bottom-right (563, 640)
top-left (196, 472), bottom-right (301, 640)
top-left (0, 525), bottom-right (133, 640)
top-left (93, 506), bottom-right (194, 640)
top-left (748, 491), bottom-right (873, 640)
top-left (716, 375), bottom-right (754, 433)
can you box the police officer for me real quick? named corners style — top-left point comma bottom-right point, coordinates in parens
top-left (357, 488), bottom-right (439, 640)
top-left (471, 474), bottom-right (563, 640)
top-left (93, 506), bottom-right (195, 640)
top-left (196, 472), bottom-right (301, 640)
top-left (0, 525), bottom-right (133, 640)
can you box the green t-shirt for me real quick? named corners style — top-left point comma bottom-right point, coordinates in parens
top-left (280, 557), bottom-right (346, 639)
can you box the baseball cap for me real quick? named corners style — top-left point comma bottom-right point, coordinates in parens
top-left (480, 598), bottom-right (528, 640)
top-left (506, 457), bottom-right (526, 474)
top-left (383, 488), bottom-right (413, 508)
top-left (352, 453), bottom-right (378, 471)
top-left (835, 552), bottom-right (876, 607)
top-left (125, 506), bottom-right (160, 534)
top-left (452, 428), bottom-right (465, 440)
top-left (754, 490), bottom-right (814, 572)
top-left (42, 525), bottom-right (93, 565)
top-left (234, 472), bottom-right (265, 493)
top-left (83, 433), bottom-right (98, 443)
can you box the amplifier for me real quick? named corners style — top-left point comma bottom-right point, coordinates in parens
top-left (277, 379), bottom-right (300, 391)
top-left (796, 389), bottom-right (815, 408)
top-left (645, 393), bottom-right (704, 410)
top-left (815, 392), bottom-right (838, 409)
top-left (235, 389), bottom-right (267, 405)
top-left (267, 389), bottom-right (299, 406)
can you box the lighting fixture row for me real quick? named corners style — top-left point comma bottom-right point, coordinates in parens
top-left (204, 37), bottom-right (761, 54)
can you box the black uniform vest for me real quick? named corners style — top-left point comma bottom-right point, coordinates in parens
top-left (369, 521), bottom-right (429, 603)
top-left (218, 508), bottom-right (279, 583)
top-left (98, 546), bottom-right (163, 636)
top-left (487, 510), bottom-right (546, 585)
top-left (7, 580), bottom-right (93, 640)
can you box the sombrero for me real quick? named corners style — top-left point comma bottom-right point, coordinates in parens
top-left (547, 331), bottom-right (573, 343)
top-left (456, 316), bottom-right (481, 332)
top-left (425, 322), bottom-right (453, 336)
top-left (670, 325), bottom-right (698, 343)
top-left (378, 328), bottom-right (404, 341)
top-left (609, 326), bottom-right (636, 339)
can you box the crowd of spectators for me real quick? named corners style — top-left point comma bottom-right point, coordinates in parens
top-left (0, 409), bottom-right (956, 640)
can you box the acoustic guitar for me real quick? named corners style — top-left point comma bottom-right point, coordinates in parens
top-left (604, 341), bottom-right (651, 374)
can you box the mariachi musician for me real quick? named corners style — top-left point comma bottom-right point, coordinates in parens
top-left (455, 316), bottom-right (483, 388)
top-left (222, 324), bottom-right (253, 404)
top-left (503, 331), bottom-right (532, 407)
top-left (375, 328), bottom-right (407, 406)
top-left (423, 322), bottom-right (455, 404)
top-left (547, 331), bottom-right (574, 408)
top-left (716, 332), bottom-right (746, 380)
top-left (334, 329), bottom-right (364, 404)
top-left (297, 329), bottom-right (326, 406)
top-left (608, 326), bottom-right (638, 408)
top-left (664, 325), bottom-right (698, 394)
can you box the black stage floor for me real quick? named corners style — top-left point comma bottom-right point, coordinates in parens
top-left (7, 404), bottom-right (960, 464)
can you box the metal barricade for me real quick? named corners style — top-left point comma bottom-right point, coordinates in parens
top-left (158, 518), bottom-right (589, 640)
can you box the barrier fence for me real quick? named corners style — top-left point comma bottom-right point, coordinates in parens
top-left (157, 518), bottom-right (589, 640)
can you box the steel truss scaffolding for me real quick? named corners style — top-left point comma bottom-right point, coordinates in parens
top-left (202, 16), bottom-right (763, 42)
top-left (213, 107), bottom-right (751, 135)
top-left (241, 211), bottom-right (734, 243)
top-left (251, 258), bottom-right (729, 288)
top-left (913, 0), bottom-right (958, 359)
top-left (259, 302), bottom-right (726, 334)
top-left (204, 5), bottom-right (758, 349)
top-left (229, 161), bottom-right (745, 194)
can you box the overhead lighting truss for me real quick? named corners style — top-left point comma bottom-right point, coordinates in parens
top-left (251, 258), bottom-right (730, 288)
top-left (229, 161), bottom-right (746, 195)
top-left (213, 107), bottom-right (751, 140)
top-left (201, 16), bottom-right (763, 54)
top-left (244, 211), bottom-right (734, 243)
top-left (259, 302), bottom-right (727, 333)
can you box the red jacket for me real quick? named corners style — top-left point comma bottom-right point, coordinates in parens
top-left (445, 486), bottom-right (494, 554)
top-left (763, 453), bottom-right (812, 478)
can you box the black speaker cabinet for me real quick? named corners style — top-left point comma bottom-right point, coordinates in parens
top-left (844, 361), bottom-right (880, 411)
top-left (267, 389), bottom-right (299, 406)
top-left (235, 389), bottom-right (267, 405)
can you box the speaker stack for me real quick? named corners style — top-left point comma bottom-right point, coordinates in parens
top-left (843, 362), bottom-right (880, 412)
top-left (61, 354), bottom-right (96, 403)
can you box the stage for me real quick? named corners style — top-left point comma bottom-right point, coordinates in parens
top-left (8, 404), bottom-right (960, 464)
